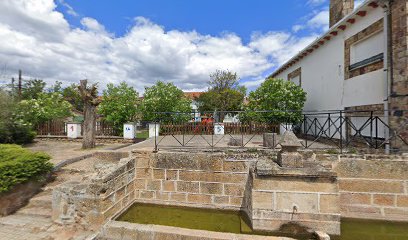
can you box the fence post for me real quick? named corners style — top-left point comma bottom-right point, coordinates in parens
top-left (303, 114), bottom-right (307, 148)
top-left (340, 111), bottom-right (343, 153)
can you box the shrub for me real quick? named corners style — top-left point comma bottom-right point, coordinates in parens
top-left (0, 90), bottom-right (36, 144)
top-left (0, 144), bottom-right (53, 193)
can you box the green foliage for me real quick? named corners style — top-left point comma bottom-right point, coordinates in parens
top-left (0, 90), bottom-right (36, 144)
top-left (242, 78), bottom-right (306, 124)
top-left (17, 92), bottom-right (72, 126)
top-left (0, 144), bottom-right (53, 193)
top-left (139, 81), bottom-right (192, 123)
top-left (21, 79), bottom-right (46, 100)
top-left (62, 83), bottom-right (84, 112)
top-left (99, 82), bottom-right (140, 132)
top-left (49, 81), bottom-right (63, 93)
top-left (196, 70), bottom-right (246, 114)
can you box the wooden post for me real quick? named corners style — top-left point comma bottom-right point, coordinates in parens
top-left (78, 79), bottom-right (101, 149)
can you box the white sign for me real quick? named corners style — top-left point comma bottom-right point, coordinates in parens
top-left (149, 123), bottom-right (160, 138)
top-left (67, 123), bottom-right (81, 139)
top-left (214, 123), bottom-right (224, 135)
top-left (124, 123), bottom-right (136, 139)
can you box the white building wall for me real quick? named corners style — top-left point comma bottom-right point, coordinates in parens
top-left (275, 7), bottom-right (385, 112)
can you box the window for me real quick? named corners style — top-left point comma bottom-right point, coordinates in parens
top-left (344, 19), bottom-right (384, 79)
top-left (350, 31), bottom-right (384, 65)
top-left (287, 67), bottom-right (301, 86)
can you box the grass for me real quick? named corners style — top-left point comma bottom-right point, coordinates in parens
top-left (136, 130), bottom-right (149, 139)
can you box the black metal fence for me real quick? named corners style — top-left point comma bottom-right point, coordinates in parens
top-left (151, 110), bottom-right (408, 153)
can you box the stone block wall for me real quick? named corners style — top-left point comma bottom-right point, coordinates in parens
top-left (389, 0), bottom-right (408, 151)
top-left (333, 154), bottom-right (408, 221)
top-left (329, 0), bottom-right (354, 27)
top-left (251, 176), bottom-right (340, 235)
top-left (131, 151), bottom-right (258, 210)
top-left (52, 157), bottom-right (136, 230)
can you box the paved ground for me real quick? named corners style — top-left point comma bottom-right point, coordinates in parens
top-left (25, 140), bottom-right (124, 164)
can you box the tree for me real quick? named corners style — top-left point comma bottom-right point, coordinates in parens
top-left (49, 81), bottom-right (63, 93)
top-left (16, 92), bottom-right (72, 126)
top-left (78, 79), bottom-right (101, 149)
top-left (62, 83), bottom-right (84, 112)
top-left (21, 79), bottom-right (46, 100)
top-left (196, 70), bottom-right (246, 120)
top-left (242, 78), bottom-right (307, 124)
top-left (99, 82), bottom-right (140, 133)
top-left (0, 90), bottom-right (36, 144)
top-left (139, 81), bottom-right (191, 122)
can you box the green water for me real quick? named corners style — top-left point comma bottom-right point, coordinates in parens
top-left (339, 219), bottom-right (408, 240)
top-left (117, 203), bottom-right (252, 234)
top-left (118, 203), bottom-right (408, 239)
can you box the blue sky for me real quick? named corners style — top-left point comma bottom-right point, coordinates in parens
top-left (57, 0), bottom-right (326, 43)
top-left (0, 0), bottom-right (340, 92)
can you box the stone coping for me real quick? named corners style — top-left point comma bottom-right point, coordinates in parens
top-left (100, 220), bottom-right (295, 240)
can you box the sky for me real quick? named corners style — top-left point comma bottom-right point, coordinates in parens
top-left (0, 0), bottom-right (364, 93)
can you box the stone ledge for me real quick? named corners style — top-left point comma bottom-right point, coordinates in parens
top-left (99, 220), bottom-right (295, 240)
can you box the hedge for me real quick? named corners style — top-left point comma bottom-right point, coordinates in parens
top-left (0, 144), bottom-right (53, 193)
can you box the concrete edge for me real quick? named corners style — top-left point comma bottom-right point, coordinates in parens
top-left (100, 220), bottom-right (295, 240)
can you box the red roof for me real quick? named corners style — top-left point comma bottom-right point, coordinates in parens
top-left (184, 92), bottom-right (204, 100)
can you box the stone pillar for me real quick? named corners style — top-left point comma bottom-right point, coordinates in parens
top-left (263, 133), bottom-right (277, 148)
top-left (389, 0), bottom-right (408, 151)
top-left (330, 0), bottom-right (354, 27)
top-left (252, 131), bottom-right (340, 236)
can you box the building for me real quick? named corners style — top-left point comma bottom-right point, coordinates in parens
top-left (270, 0), bottom-right (407, 150)
top-left (184, 92), bottom-right (204, 122)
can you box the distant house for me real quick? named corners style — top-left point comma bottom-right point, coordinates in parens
top-left (270, 0), bottom-right (407, 150)
top-left (184, 92), bottom-right (204, 122)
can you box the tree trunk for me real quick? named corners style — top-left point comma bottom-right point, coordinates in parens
top-left (82, 103), bottom-right (96, 149)
top-left (78, 79), bottom-right (101, 149)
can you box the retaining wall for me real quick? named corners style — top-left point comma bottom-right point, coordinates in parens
top-left (332, 154), bottom-right (408, 221)
top-left (131, 151), bottom-right (263, 210)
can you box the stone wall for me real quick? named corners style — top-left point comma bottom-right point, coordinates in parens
top-left (251, 176), bottom-right (340, 235)
top-left (131, 151), bottom-right (261, 210)
top-left (52, 156), bottom-right (135, 230)
top-left (332, 154), bottom-right (408, 221)
top-left (389, 0), bottom-right (408, 151)
top-left (99, 221), bottom-right (291, 240)
top-left (329, 0), bottom-right (354, 27)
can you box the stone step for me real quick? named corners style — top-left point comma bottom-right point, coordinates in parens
top-left (18, 206), bottom-right (52, 218)
top-left (28, 194), bottom-right (52, 209)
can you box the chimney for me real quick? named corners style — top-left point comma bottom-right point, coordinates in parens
top-left (330, 0), bottom-right (354, 27)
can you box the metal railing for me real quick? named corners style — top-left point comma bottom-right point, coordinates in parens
top-left (151, 110), bottom-right (408, 153)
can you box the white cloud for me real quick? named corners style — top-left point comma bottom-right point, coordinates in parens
top-left (307, 0), bottom-right (327, 6)
top-left (58, 0), bottom-right (78, 17)
top-left (0, 0), bottom-right (323, 92)
top-left (307, 10), bottom-right (329, 31)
